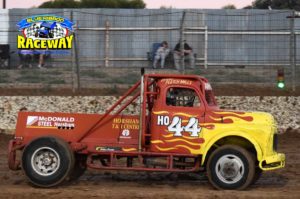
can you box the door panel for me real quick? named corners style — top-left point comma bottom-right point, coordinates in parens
top-left (150, 86), bottom-right (205, 154)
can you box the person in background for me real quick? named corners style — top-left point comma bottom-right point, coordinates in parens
top-left (153, 41), bottom-right (170, 69)
top-left (37, 50), bottom-right (46, 69)
top-left (18, 49), bottom-right (33, 69)
top-left (173, 40), bottom-right (195, 70)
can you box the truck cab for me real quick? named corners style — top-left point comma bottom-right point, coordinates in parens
top-left (8, 73), bottom-right (285, 190)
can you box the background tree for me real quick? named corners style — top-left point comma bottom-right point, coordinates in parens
top-left (39, 0), bottom-right (146, 9)
top-left (159, 5), bottom-right (173, 9)
top-left (222, 4), bottom-right (236, 9)
top-left (39, 0), bottom-right (80, 8)
top-left (244, 0), bottom-right (300, 10)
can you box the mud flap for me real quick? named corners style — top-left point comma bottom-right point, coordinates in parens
top-left (8, 140), bottom-right (21, 170)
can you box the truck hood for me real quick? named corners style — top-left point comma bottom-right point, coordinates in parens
top-left (206, 110), bottom-right (277, 129)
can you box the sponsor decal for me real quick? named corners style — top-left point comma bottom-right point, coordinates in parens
top-left (120, 129), bottom-right (131, 139)
top-left (17, 15), bottom-right (74, 53)
top-left (95, 146), bottom-right (121, 151)
top-left (161, 78), bottom-right (193, 85)
top-left (112, 118), bottom-right (139, 130)
top-left (26, 116), bottom-right (75, 129)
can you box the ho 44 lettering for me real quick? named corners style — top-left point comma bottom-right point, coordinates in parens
top-left (157, 115), bottom-right (202, 137)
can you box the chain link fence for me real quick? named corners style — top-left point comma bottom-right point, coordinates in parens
top-left (0, 9), bottom-right (299, 93)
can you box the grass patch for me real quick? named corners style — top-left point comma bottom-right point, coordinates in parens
top-left (226, 72), bottom-right (266, 83)
top-left (40, 69), bottom-right (63, 76)
top-left (17, 68), bottom-right (67, 84)
top-left (19, 69), bottom-right (64, 76)
top-left (81, 70), bottom-right (106, 78)
top-left (16, 74), bottom-right (48, 83)
top-left (0, 71), bottom-right (9, 83)
top-left (47, 79), bottom-right (66, 84)
top-left (107, 73), bottom-right (140, 84)
top-left (187, 69), bottom-right (201, 75)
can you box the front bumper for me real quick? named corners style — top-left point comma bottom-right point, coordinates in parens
top-left (259, 152), bottom-right (285, 171)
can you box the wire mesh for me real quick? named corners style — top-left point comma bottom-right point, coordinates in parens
top-left (0, 9), bottom-right (298, 92)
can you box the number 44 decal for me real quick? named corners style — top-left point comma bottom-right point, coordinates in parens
top-left (157, 116), bottom-right (202, 137)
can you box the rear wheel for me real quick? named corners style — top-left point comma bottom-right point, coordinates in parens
top-left (22, 136), bottom-right (74, 187)
top-left (207, 145), bottom-right (255, 190)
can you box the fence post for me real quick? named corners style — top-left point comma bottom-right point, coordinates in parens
top-left (179, 11), bottom-right (186, 73)
top-left (105, 20), bottom-right (110, 67)
top-left (204, 26), bottom-right (208, 69)
top-left (70, 10), bottom-right (76, 93)
top-left (70, 11), bottom-right (80, 92)
top-left (74, 23), bottom-right (80, 91)
top-left (290, 10), bottom-right (296, 92)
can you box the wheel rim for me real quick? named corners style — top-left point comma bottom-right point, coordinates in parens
top-left (31, 147), bottom-right (61, 176)
top-left (215, 154), bottom-right (245, 184)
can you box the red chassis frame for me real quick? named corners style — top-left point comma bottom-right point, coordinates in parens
top-left (8, 74), bottom-right (211, 172)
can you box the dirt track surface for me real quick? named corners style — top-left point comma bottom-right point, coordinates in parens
top-left (0, 131), bottom-right (299, 199)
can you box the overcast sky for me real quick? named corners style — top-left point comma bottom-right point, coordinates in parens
top-left (6, 0), bottom-right (254, 9)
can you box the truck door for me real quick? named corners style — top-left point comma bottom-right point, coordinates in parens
top-left (150, 86), bottom-right (205, 154)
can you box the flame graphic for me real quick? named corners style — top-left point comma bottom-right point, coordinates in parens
top-left (122, 147), bottom-right (137, 152)
top-left (171, 112), bottom-right (198, 118)
top-left (151, 140), bottom-right (164, 144)
top-left (209, 116), bottom-right (234, 123)
top-left (154, 143), bottom-right (201, 154)
top-left (163, 132), bottom-right (199, 140)
top-left (152, 130), bottom-right (205, 154)
top-left (164, 138), bottom-right (201, 146)
top-left (213, 111), bottom-right (246, 116)
top-left (153, 111), bottom-right (169, 115)
top-left (155, 145), bottom-right (178, 151)
top-left (208, 111), bottom-right (254, 124)
top-left (200, 124), bottom-right (215, 129)
top-left (153, 111), bottom-right (197, 118)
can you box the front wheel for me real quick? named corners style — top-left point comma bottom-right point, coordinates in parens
top-left (22, 136), bottom-right (74, 187)
top-left (207, 145), bottom-right (255, 190)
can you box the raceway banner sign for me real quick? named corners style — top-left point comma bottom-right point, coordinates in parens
top-left (17, 15), bottom-right (74, 50)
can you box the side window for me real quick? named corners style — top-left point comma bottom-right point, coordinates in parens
top-left (166, 87), bottom-right (200, 107)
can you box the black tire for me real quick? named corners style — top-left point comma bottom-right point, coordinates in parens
top-left (252, 167), bottom-right (263, 185)
top-left (67, 154), bottom-right (87, 182)
top-left (207, 145), bottom-right (255, 190)
top-left (22, 136), bottom-right (74, 187)
top-left (250, 153), bottom-right (263, 185)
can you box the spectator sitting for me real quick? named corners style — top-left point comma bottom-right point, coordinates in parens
top-left (34, 49), bottom-right (47, 69)
top-left (18, 49), bottom-right (33, 69)
top-left (173, 40), bottom-right (195, 70)
top-left (153, 41), bottom-right (170, 69)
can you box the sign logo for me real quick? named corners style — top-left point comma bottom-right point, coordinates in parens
top-left (26, 116), bottom-right (39, 126)
top-left (120, 129), bottom-right (131, 139)
top-left (26, 116), bottom-right (75, 129)
top-left (17, 15), bottom-right (74, 50)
